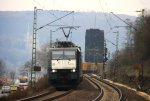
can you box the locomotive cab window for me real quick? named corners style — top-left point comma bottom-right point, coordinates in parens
top-left (51, 50), bottom-right (77, 70)
top-left (52, 51), bottom-right (76, 60)
top-left (52, 51), bottom-right (63, 60)
top-left (64, 51), bottom-right (76, 59)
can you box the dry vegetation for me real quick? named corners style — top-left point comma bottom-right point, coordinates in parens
top-left (108, 11), bottom-right (150, 94)
top-left (0, 75), bottom-right (50, 101)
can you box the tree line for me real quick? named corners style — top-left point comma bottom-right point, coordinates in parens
top-left (108, 11), bottom-right (150, 92)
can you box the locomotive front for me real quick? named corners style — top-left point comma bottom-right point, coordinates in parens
top-left (48, 41), bottom-right (82, 87)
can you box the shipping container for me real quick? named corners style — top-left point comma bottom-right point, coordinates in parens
top-left (82, 62), bottom-right (103, 74)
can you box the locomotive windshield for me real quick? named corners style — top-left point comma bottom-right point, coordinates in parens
top-left (52, 51), bottom-right (75, 60)
top-left (51, 50), bottom-right (76, 69)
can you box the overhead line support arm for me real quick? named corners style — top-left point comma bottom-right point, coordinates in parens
top-left (110, 12), bottom-right (137, 31)
top-left (36, 11), bottom-right (74, 31)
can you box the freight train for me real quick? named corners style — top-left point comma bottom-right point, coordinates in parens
top-left (47, 41), bottom-right (82, 88)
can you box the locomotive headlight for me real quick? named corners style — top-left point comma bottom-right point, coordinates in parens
top-left (73, 69), bottom-right (76, 72)
top-left (71, 69), bottom-right (76, 72)
top-left (52, 69), bottom-right (56, 72)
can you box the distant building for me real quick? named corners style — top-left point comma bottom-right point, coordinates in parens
top-left (85, 29), bottom-right (104, 63)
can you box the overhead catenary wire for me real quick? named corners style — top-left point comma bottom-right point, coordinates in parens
top-left (32, 0), bottom-right (67, 25)
top-left (110, 12), bottom-right (137, 31)
top-left (32, 0), bottom-right (73, 25)
top-left (98, 0), bottom-right (112, 30)
top-left (105, 38), bottom-right (116, 46)
top-left (103, 0), bottom-right (113, 26)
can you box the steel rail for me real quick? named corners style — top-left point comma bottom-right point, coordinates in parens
top-left (84, 75), bottom-right (104, 101)
top-left (18, 88), bottom-right (73, 101)
top-left (17, 89), bottom-right (73, 101)
top-left (91, 74), bottom-right (123, 101)
top-left (43, 89), bottom-right (73, 101)
top-left (17, 87), bottom-right (56, 101)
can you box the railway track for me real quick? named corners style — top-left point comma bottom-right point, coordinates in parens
top-left (18, 87), bottom-right (73, 101)
top-left (18, 75), bottom-right (122, 101)
top-left (85, 74), bottom-right (123, 101)
top-left (84, 75), bottom-right (104, 101)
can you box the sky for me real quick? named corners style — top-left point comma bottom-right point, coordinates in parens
top-left (0, 0), bottom-right (150, 16)
top-left (0, 0), bottom-right (150, 69)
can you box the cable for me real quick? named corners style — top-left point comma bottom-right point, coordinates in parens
top-left (32, 0), bottom-right (69, 25)
top-left (72, 13), bottom-right (75, 26)
top-left (33, 0), bottom-right (45, 8)
top-left (98, 0), bottom-right (112, 30)
top-left (104, 0), bottom-right (113, 26)
top-left (105, 28), bottom-right (113, 35)
top-left (110, 12), bottom-right (137, 31)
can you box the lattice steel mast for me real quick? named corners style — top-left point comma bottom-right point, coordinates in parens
top-left (31, 7), bottom-right (37, 86)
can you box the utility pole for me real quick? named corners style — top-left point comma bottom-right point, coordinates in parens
top-left (105, 38), bottom-right (116, 79)
top-left (113, 31), bottom-right (119, 81)
top-left (103, 39), bottom-right (107, 79)
top-left (31, 7), bottom-right (37, 88)
top-left (136, 9), bottom-right (145, 89)
top-left (136, 9), bottom-right (145, 18)
top-left (50, 30), bottom-right (53, 48)
top-left (115, 25), bottom-right (133, 61)
top-left (31, 7), bottom-right (43, 88)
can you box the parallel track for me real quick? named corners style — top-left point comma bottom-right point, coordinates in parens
top-left (84, 75), bottom-right (104, 101)
top-left (85, 74), bottom-right (123, 101)
top-left (91, 74), bottom-right (123, 101)
top-left (18, 88), bottom-right (73, 101)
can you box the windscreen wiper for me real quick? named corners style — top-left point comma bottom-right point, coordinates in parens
top-left (57, 54), bottom-right (71, 61)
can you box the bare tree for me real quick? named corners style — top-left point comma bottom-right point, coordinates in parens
top-left (0, 59), bottom-right (6, 77)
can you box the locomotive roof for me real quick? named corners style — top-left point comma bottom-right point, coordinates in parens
top-left (49, 47), bottom-right (81, 53)
top-left (54, 41), bottom-right (76, 48)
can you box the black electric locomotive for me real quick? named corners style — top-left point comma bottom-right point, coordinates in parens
top-left (48, 41), bottom-right (82, 88)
